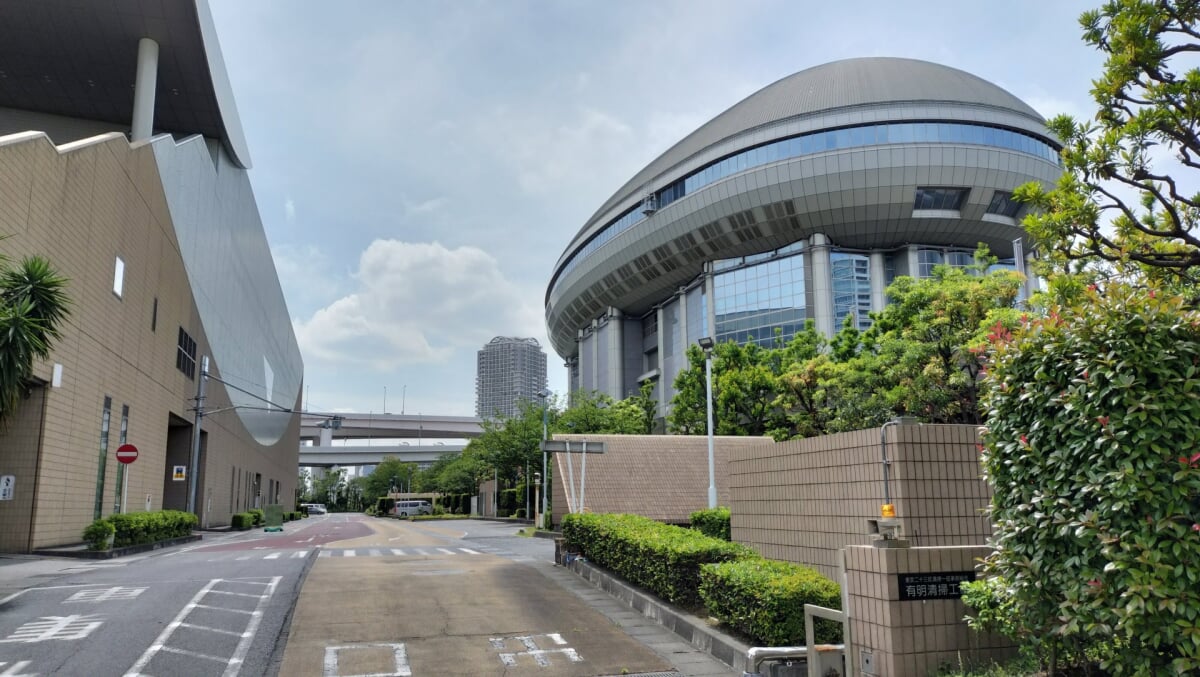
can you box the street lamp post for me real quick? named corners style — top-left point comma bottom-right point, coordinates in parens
top-left (537, 388), bottom-right (552, 528)
top-left (698, 337), bottom-right (717, 509)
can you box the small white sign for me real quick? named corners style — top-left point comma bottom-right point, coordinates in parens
top-left (172, 465), bottom-right (186, 482)
top-left (0, 475), bottom-right (13, 501)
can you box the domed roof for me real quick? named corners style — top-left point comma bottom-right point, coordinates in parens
top-left (582, 57), bottom-right (1045, 232)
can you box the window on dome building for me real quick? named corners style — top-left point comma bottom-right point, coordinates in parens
top-left (913, 187), bottom-right (969, 211)
top-left (831, 252), bottom-right (873, 331)
top-left (986, 190), bottom-right (1022, 218)
top-left (713, 252), bottom-right (806, 348)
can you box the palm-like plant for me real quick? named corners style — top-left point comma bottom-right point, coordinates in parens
top-left (0, 253), bottom-right (70, 423)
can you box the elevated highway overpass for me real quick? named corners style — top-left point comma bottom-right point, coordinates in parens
top-left (300, 412), bottom-right (483, 444)
top-left (299, 443), bottom-right (468, 467)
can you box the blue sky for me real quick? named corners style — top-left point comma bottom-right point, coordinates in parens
top-left (206, 0), bottom-right (1103, 417)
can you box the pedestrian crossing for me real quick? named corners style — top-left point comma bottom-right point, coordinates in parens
top-left (200, 546), bottom-right (497, 562)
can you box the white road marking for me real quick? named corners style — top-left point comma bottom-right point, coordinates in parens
top-left (206, 590), bottom-right (262, 599)
top-left (368, 549), bottom-right (381, 557)
top-left (263, 552), bottom-right (281, 560)
top-left (323, 642), bottom-right (410, 677)
top-left (235, 555), bottom-right (252, 561)
top-left (0, 615), bottom-right (103, 643)
top-left (290, 551), bottom-right (307, 559)
top-left (436, 548), bottom-right (455, 555)
top-left (489, 634), bottom-right (583, 667)
top-left (123, 576), bottom-right (280, 677)
top-left (343, 550), bottom-right (356, 558)
top-left (0, 584), bottom-right (108, 606)
top-left (413, 549), bottom-right (428, 556)
top-left (178, 622), bottom-right (244, 637)
top-left (65, 586), bottom-right (146, 603)
top-left (459, 548), bottom-right (481, 555)
top-left (0, 660), bottom-right (36, 676)
top-left (390, 549), bottom-right (405, 556)
top-left (319, 550), bottom-right (332, 558)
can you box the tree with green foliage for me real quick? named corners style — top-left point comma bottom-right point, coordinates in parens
top-left (869, 253), bottom-right (1024, 424)
top-left (0, 251), bottom-right (70, 424)
top-left (1016, 0), bottom-right (1200, 292)
top-left (981, 283), bottom-right (1200, 675)
top-left (669, 254), bottom-right (1020, 438)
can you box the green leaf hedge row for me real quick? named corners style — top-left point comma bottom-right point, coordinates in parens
top-left (562, 512), bottom-right (841, 644)
top-left (82, 510), bottom-right (197, 550)
top-left (562, 512), bottom-right (752, 609)
top-left (689, 506), bottom-right (731, 541)
top-left (699, 558), bottom-right (842, 645)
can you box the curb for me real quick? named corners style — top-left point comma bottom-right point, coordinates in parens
top-left (35, 534), bottom-right (202, 560)
top-left (565, 558), bottom-right (752, 674)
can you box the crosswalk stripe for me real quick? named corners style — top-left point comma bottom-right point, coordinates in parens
top-left (290, 551), bottom-right (307, 559)
top-left (319, 550), bottom-right (332, 558)
top-left (436, 548), bottom-right (455, 555)
top-left (263, 552), bottom-right (281, 560)
top-left (460, 548), bottom-right (480, 555)
top-left (344, 550), bottom-right (357, 557)
top-left (390, 549), bottom-right (404, 556)
top-left (414, 549), bottom-right (428, 556)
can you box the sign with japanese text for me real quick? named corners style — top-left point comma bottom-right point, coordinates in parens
top-left (897, 571), bottom-right (976, 601)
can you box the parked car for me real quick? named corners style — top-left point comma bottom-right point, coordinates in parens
top-left (303, 503), bottom-right (327, 515)
top-left (392, 500), bottom-right (432, 517)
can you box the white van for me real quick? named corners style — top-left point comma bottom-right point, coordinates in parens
top-left (392, 500), bottom-right (432, 517)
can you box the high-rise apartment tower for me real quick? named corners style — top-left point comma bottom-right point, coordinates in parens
top-left (476, 337), bottom-right (548, 419)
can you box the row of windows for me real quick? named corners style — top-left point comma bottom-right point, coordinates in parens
top-left (551, 120), bottom-right (1057, 298)
top-left (177, 328), bottom-right (197, 380)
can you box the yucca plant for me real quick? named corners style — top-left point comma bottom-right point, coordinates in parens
top-left (0, 252), bottom-right (70, 424)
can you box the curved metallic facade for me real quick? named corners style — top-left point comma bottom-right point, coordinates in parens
top-left (546, 57), bottom-right (1062, 409)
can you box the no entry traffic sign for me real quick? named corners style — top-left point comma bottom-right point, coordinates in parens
top-left (115, 444), bottom-right (139, 464)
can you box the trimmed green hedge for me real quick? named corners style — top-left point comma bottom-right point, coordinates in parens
top-left (700, 558), bottom-right (842, 646)
top-left (231, 512), bottom-right (255, 530)
top-left (82, 510), bottom-right (198, 550)
top-left (247, 508), bottom-right (264, 526)
top-left (689, 506), bottom-right (731, 541)
top-left (562, 513), bottom-right (751, 608)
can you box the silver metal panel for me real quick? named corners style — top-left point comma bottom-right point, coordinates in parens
top-left (152, 135), bottom-right (301, 445)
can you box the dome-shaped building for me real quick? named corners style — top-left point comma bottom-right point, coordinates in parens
top-left (545, 57), bottom-right (1061, 410)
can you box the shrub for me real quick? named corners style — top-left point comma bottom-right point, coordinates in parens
top-left (689, 506), bottom-right (731, 541)
top-left (231, 512), bottom-right (254, 530)
top-left (983, 284), bottom-right (1200, 675)
top-left (514, 508), bottom-right (526, 519)
top-left (85, 510), bottom-right (197, 548)
top-left (82, 519), bottom-right (116, 550)
top-left (700, 558), bottom-right (841, 646)
top-left (247, 509), bottom-right (264, 526)
top-left (562, 512), bottom-right (750, 608)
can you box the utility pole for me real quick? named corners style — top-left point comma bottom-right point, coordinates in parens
top-left (188, 356), bottom-right (208, 515)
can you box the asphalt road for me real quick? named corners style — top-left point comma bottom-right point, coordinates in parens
top-left (0, 516), bottom-right (330, 677)
top-left (1, 515), bottom-right (734, 677)
top-left (278, 515), bottom-right (676, 677)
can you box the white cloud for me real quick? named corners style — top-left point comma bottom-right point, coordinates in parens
top-left (403, 196), bottom-right (447, 216)
top-left (284, 197), bottom-right (296, 224)
top-left (294, 240), bottom-right (543, 372)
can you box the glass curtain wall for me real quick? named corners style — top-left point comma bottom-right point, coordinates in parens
top-left (713, 250), bottom-right (806, 347)
top-left (831, 252), bottom-right (872, 331)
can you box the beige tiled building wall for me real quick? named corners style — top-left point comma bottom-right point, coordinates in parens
top-left (845, 545), bottom-right (1015, 676)
top-left (0, 133), bottom-right (299, 551)
top-left (729, 424), bottom-right (992, 579)
top-left (549, 434), bottom-right (772, 526)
